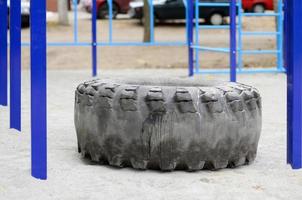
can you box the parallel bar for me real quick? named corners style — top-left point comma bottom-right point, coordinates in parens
top-left (198, 2), bottom-right (240, 6)
top-left (30, 0), bottom-right (47, 180)
top-left (10, 0), bottom-right (22, 131)
top-left (242, 13), bottom-right (280, 17)
top-left (187, 0), bottom-right (193, 76)
top-left (242, 31), bottom-right (280, 36)
top-left (286, 0), bottom-right (302, 169)
top-left (92, 0), bottom-right (97, 76)
top-left (230, 0), bottom-right (237, 82)
top-left (198, 25), bottom-right (239, 29)
top-left (242, 50), bottom-right (279, 54)
top-left (191, 46), bottom-right (230, 53)
top-left (194, 67), bottom-right (285, 74)
top-left (20, 41), bottom-right (188, 47)
top-left (0, 0), bottom-right (8, 106)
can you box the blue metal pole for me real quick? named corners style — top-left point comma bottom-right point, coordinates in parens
top-left (149, 0), bottom-right (154, 43)
top-left (230, 0), bottom-right (237, 82)
top-left (194, 0), bottom-right (199, 73)
top-left (286, 0), bottom-right (302, 169)
top-left (73, 0), bottom-right (78, 43)
top-left (185, 0), bottom-right (188, 44)
top-left (276, 0), bottom-right (283, 71)
top-left (238, 0), bottom-right (243, 70)
top-left (187, 0), bottom-right (193, 76)
top-left (10, 0), bottom-right (21, 131)
top-left (0, 0), bottom-right (8, 106)
top-left (30, 0), bottom-right (47, 179)
top-left (108, 0), bottom-right (113, 43)
top-left (283, 0), bottom-right (287, 70)
top-left (92, 0), bottom-right (97, 76)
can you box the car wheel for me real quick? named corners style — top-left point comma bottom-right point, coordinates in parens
top-left (98, 3), bottom-right (119, 19)
top-left (208, 13), bottom-right (223, 26)
top-left (253, 4), bottom-right (265, 13)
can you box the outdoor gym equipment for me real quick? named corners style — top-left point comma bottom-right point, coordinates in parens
top-left (0, 0), bottom-right (301, 180)
top-left (75, 79), bottom-right (262, 170)
top-left (190, 0), bottom-right (284, 75)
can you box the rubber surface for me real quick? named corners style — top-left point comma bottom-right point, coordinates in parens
top-left (74, 78), bottom-right (262, 171)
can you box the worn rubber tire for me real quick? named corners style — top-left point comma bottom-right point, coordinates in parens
top-left (75, 78), bottom-right (262, 171)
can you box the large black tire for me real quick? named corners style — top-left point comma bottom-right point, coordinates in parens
top-left (75, 78), bottom-right (262, 171)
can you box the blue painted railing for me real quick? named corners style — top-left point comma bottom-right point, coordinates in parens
top-left (14, 0), bottom-right (285, 77)
top-left (237, 0), bottom-right (284, 72)
top-left (285, 0), bottom-right (302, 170)
top-left (190, 0), bottom-right (285, 75)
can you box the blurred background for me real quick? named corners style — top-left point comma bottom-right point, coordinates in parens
top-left (17, 0), bottom-right (279, 71)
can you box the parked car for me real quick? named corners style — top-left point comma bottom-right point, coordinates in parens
top-left (242, 0), bottom-right (273, 13)
top-left (8, 0), bottom-right (30, 27)
top-left (129, 0), bottom-right (235, 25)
top-left (84, 0), bottom-right (132, 19)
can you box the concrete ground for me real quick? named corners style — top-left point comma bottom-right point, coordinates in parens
top-left (0, 69), bottom-right (301, 200)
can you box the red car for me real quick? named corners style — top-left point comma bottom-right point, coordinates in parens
top-left (242, 0), bottom-right (274, 13)
top-left (84, 0), bottom-right (132, 19)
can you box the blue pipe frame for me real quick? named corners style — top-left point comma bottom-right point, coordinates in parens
top-left (191, 0), bottom-right (284, 75)
top-left (10, 0), bottom-right (284, 76)
top-left (0, 0), bottom-right (301, 182)
top-left (0, 0), bottom-right (8, 106)
top-left (30, 0), bottom-right (47, 179)
top-left (285, 0), bottom-right (302, 169)
top-left (10, 0), bottom-right (21, 131)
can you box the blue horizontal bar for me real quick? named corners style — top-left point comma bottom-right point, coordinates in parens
top-left (198, 3), bottom-right (240, 7)
top-left (20, 41), bottom-right (187, 47)
top-left (191, 46), bottom-right (230, 53)
top-left (49, 42), bottom-right (91, 46)
top-left (242, 31), bottom-right (280, 36)
top-left (194, 67), bottom-right (286, 74)
top-left (97, 41), bottom-right (187, 46)
top-left (242, 50), bottom-right (279, 54)
top-left (198, 25), bottom-right (239, 29)
top-left (242, 13), bottom-right (280, 17)
top-left (20, 42), bottom-right (91, 47)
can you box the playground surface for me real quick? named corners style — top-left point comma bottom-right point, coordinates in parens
top-left (0, 69), bottom-right (301, 200)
